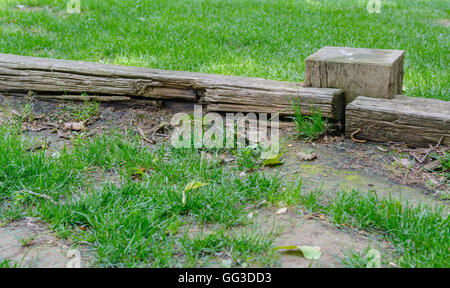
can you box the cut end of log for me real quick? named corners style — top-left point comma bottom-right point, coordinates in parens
top-left (345, 96), bottom-right (450, 147)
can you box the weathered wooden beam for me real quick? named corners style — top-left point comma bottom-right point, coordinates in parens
top-left (0, 53), bottom-right (344, 120)
top-left (0, 59), bottom-right (197, 101)
top-left (203, 87), bottom-right (344, 119)
top-left (305, 47), bottom-right (404, 104)
top-left (33, 95), bottom-right (131, 102)
top-left (345, 95), bottom-right (450, 147)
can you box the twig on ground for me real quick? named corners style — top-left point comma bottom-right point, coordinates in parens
top-left (419, 136), bottom-right (444, 163)
top-left (137, 127), bottom-right (155, 144)
top-left (350, 128), bottom-right (367, 143)
top-left (21, 190), bottom-right (60, 205)
top-left (410, 151), bottom-right (423, 163)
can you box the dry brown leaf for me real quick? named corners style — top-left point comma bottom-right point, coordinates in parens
top-left (297, 152), bottom-right (317, 161)
top-left (275, 207), bottom-right (288, 215)
top-left (63, 121), bottom-right (85, 131)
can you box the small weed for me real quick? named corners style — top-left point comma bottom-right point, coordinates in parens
top-left (61, 95), bottom-right (99, 122)
top-left (21, 103), bottom-right (34, 123)
top-left (18, 235), bottom-right (35, 248)
top-left (342, 246), bottom-right (383, 268)
top-left (290, 97), bottom-right (329, 141)
top-left (431, 151), bottom-right (450, 172)
top-left (0, 258), bottom-right (18, 268)
top-left (233, 147), bottom-right (262, 171)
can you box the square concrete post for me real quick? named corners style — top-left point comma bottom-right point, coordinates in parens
top-left (305, 47), bottom-right (404, 104)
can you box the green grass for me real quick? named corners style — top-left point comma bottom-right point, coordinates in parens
top-left (18, 235), bottom-right (35, 247)
top-left (0, 0), bottom-right (448, 100)
top-left (0, 123), bottom-right (448, 267)
top-left (0, 125), bottom-right (286, 267)
top-left (233, 147), bottom-right (263, 171)
top-left (0, 258), bottom-right (22, 268)
top-left (0, 125), bottom-right (84, 221)
top-left (291, 97), bottom-right (329, 141)
top-left (61, 96), bottom-right (99, 122)
top-left (342, 246), bottom-right (383, 268)
top-left (297, 189), bottom-right (450, 268)
top-left (431, 151), bottom-right (450, 173)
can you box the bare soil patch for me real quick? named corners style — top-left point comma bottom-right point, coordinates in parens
top-left (0, 217), bottom-right (90, 268)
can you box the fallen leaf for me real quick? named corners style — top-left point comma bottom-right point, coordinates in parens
top-left (129, 167), bottom-right (146, 180)
top-left (184, 181), bottom-right (208, 191)
top-left (376, 146), bottom-right (387, 152)
top-left (297, 151), bottom-right (317, 161)
top-left (275, 207), bottom-right (288, 215)
top-left (63, 121), bottom-right (85, 131)
top-left (263, 153), bottom-right (284, 166)
top-left (389, 262), bottom-right (399, 268)
top-left (182, 190), bottom-right (186, 206)
top-left (152, 122), bottom-right (169, 134)
top-left (273, 245), bottom-right (321, 260)
top-left (182, 181), bottom-right (208, 206)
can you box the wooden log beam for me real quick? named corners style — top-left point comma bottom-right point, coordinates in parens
top-left (0, 53), bottom-right (344, 119)
top-left (345, 95), bottom-right (450, 147)
top-left (203, 87), bottom-right (344, 119)
top-left (33, 95), bottom-right (131, 102)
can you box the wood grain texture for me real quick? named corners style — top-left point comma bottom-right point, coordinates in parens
top-left (202, 86), bottom-right (344, 119)
top-left (345, 95), bottom-right (450, 147)
top-left (305, 47), bottom-right (404, 104)
top-left (0, 53), bottom-right (344, 120)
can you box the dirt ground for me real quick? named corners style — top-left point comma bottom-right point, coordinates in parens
top-left (261, 210), bottom-right (389, 268)
top-left (0, 94), bottom-right (447, 267)
top-left (0, 217), bottom-right (92, 268)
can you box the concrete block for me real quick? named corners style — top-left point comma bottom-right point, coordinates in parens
top-left (305, 46), bottom-right (404, 104)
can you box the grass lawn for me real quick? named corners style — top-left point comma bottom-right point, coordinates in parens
top-left (0, 0), bottom-right (448, 100)
top-left (0, 109), bottom-right (448, 267)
